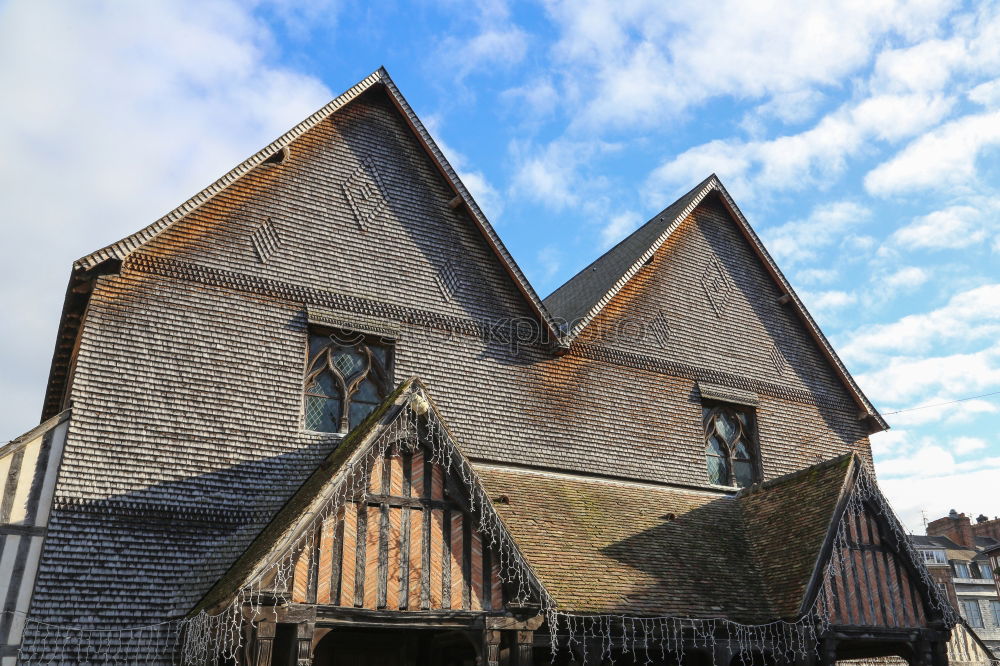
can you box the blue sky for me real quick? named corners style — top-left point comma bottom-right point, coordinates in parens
top-left (1, 0), bottom-right (997, 532)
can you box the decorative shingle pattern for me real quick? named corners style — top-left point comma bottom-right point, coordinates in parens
top-left (700, 256), bottom-right (736, 317)
top-left (436, 259), bottom-right (462, 302)
top-left (250, 217), bottom-right (281, 264)
top-left (342, 156), bottom-right (389, 230)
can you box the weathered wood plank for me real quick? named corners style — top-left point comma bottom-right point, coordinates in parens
top-left (399, 504), bottom-right (411, 610)
top-left (442, 510), bottom-right (453, 609)
top-left (354, 502), bottom-right (367, 608)
top-left (331, 512), bottom-right (345, 606)
top-left (389, 455), bottom-right (404, 497)
top-left (364, 505), bottom-right (380, 609)
top-left (420, 505), bottom-right (431, 610)
top-left (450, 512), bottom-right (464, 610)
top-left (408, 507), bottom-right (424, 610)
top-left (429, 509), bottom-right (444, 609)
top-left (490, 558), bottom-right (503, 610)
top-left (470, 526), bottom-right (484, 611)
top-left (370, 456), bottom-right (385, 495)
top-left (292, 539), bottom-right (310, 604)
top-left (341, 504), bottom-right (358, 608)
top-left (316, 517), bottom-right (334, 604)
top-left (431, 464), bottom-right (444, 501)
top-left (387, 506), bottom-right (402, 610)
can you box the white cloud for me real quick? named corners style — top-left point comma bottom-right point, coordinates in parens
top-left (951, 436), bottom-right (988, 454)
top-left (0, 0), bottom-right (334, 441)
top-left (968, 78), bottom-right (1000, 107)
top-left (509, 138), bottom-right (617, 209)
top-left (886, 397), bottom-right (998, 428)
top-left (876, 444), bottom-right (1000, 533)
top-left (857, 346), bottom-right (1000, 404)
top-left (800, 290), bottom-right (858, 318)
top-left (649, 93), bottom-right (951, 200)
top-left (841, 284), bottom-right (1000, 363)
top-left (891, 204), bottom-right (997, 249)
top-left (545, 0), bottom-right (956, 131)
top-left (599, 211), bottom-right (642, 248)
top-left (795, 268), bottom-right (839, 285)
top-left (501, 77), bottom-right (560, 119)
top-left (882, 266), bottom-right (930, 290)
top-left (434, 0), bottom-right (528, 85)
top-left (761, 201), bottom-right (870, 266)
top-left (865, 110), bottom-right (1000, 195)
top-left (870, 38), bottom-right (967, 94)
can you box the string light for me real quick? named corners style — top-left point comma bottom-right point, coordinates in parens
top-left (12, 396), bottom-right (990, 665)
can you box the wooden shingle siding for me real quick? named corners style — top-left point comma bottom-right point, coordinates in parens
top-left (288, 453), bottom-right (504, 612)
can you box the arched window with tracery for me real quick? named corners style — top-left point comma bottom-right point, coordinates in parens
top-left (703, 402), bottom-right (758, 488)
top-left (304, 330), bottom-right (391, 434)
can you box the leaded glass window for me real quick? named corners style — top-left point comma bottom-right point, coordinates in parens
top-left (304, 330), bottom-right (391, 434)
top-left (703, 403), bottom-right (758, 488)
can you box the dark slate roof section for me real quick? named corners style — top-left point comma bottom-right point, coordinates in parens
top-left (910, 535), bottom-right (960, 549)
top-left (543, 175), bottom-right (714, 328)
top-left (475, 454), bottom-right (855, 622)
top-left (738, 453), bottom-right (855, 618)
top-left (543, 175), bottom-right (887, 433)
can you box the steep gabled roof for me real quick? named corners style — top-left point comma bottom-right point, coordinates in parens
top-left (74, 70), bottom-right (555, 342)
top-left (43, 67), bottom-right (561, 422)
top-left (543, 175), bottom-right (887, 432)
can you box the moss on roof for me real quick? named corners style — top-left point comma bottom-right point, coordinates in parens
top-left (476, 454), bottom-right (855, 622)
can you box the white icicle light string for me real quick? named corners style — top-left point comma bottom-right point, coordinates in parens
top-left (15, 394), bottom-right (965, 664)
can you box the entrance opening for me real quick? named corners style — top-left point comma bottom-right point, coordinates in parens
top-left (312, 627), bottom-right (478, 666)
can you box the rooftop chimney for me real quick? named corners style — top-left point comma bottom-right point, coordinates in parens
top-left (928, 510), bottom-right (975, 548)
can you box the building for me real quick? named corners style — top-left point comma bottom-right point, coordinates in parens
top-left (0, 68), bottom-right (973, 665)
top-left (912, 512), bottom-right (1000, 656)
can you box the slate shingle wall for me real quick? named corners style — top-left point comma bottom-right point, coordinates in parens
top-left (25, 86), bottom-right (874, 647)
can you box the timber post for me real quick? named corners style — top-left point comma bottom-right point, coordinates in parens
top-left (295, 620), bottom-right (315, 666)
top-left (486, 629), bottom-right (502, 666)
top-left (254, 620), bottom-right (275, 666)
top-left (516, 629), bottom-right (533, 666)
top-left (820, 637), bottom-right (838, 666)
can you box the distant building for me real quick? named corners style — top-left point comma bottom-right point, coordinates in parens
top-left (913, 511), bottom-right (1000, 657)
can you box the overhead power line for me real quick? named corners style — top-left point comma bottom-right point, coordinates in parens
top-left (882, 390), bottom-right (1000, 416)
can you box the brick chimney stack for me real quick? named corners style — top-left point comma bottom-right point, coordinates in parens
top-left (973, 515), bottom-right (1000, 543)
top-left (927, 509), bottom-right (975, 548)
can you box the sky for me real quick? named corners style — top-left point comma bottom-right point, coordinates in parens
top-left (1, 0), bottom-right (998, 534)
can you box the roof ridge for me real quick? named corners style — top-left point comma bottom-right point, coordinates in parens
top-left (737, 452), bottom-right (855, 497)
top-left (543, 174), bottom-right (716, 306)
